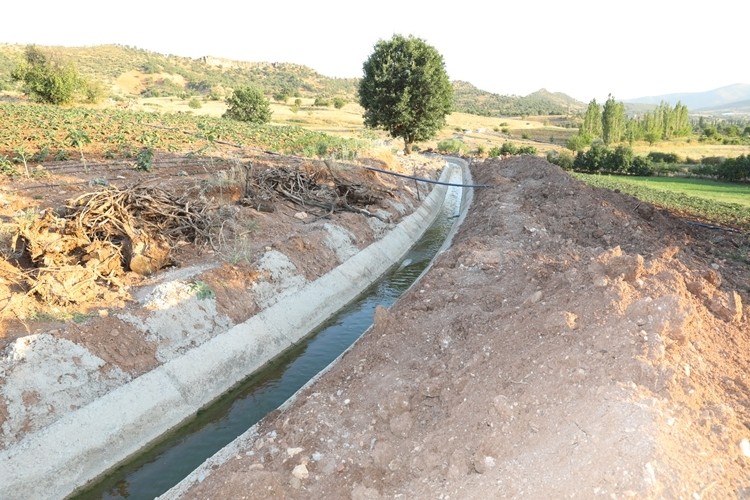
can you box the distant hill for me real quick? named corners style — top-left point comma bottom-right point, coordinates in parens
top-left (625, 83), bottom-right (750, 115)
top-left (452, 82), bottom-right (585, 117)
top-left (694, 99), bottom-right (750, 116)
top-left (0, 43), bottom-right (586, 118)
top-left (0, 43), bottom-right (360, 100)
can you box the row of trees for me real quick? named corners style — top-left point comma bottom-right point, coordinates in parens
top-left (696, 154), bottom-right (750, 182)
top-left (571, 96), bottom-right (692, 150)
top-left (548, 144), bottom-right (750, 182)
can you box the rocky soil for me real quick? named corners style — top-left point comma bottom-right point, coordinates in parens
top-left (171, 156), bottom-right (750, 499)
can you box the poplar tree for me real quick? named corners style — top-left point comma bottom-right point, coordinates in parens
top-left (580, 99), bottom-right (602, 141)
top-left (602, 94), bottom-right (625, 145)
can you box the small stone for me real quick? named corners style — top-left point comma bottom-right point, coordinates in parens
top-left (98, 309), bottom-right (109, 318)
top-left (740, 439), bottom-right (750, 457)
top-left (294, 211), bottom-right (308, 220)
top-left (292, 463), bottom-right (309, 480)
top-left (287, 447), bottom-right (304, 457)
top-left (526, 291), bottom-right (543, 304)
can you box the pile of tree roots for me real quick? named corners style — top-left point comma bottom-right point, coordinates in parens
top-left (242, 161), bottom-right (390, 220)
top-left (7, 185), bottom-right (212, 306)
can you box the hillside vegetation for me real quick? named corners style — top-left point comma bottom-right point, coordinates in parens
top-left (0, 44), bottom-right (583, 117)
top-left (453, 81), bottom-right (585, 117)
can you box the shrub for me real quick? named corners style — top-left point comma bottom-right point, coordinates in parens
top-left (0, 155), bottom-right (19, 177)
top-left (333, 97), bottom-right (346, 109)
top-left (565, 133), bottom-right (591, 152)
top-left (627, 156), bottom-right (653, 176)
top-left (701, 156), bottom-right (725, 166)
top-left (574, 143), bottom-right (608, 173)
top-left (54, 150), bottom-right (70, 161)
top-left (647, 151), bottom-right (679, 164)
top-left (499, 142), bottom-right (518, 156)
top-left (716, 154), bottom-right (750, 182)
top-left (135, 147), bottom-right (154, 172)
top-left (224, 87), bottom-right (272, 124)
top-left (546, 150), bottom-right (574, 170)
top-left (607, 145), bottom-right (634, 172)
top-left (313, 97), bottom-right (330, 107)
top-left (188, 98), bottom-right (202, 109)
top-left (11, 45), bottom-right (90, 105)
top-left (437, 138), bottom-right (467, 155)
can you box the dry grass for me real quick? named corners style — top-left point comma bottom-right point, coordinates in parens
top-left (125, 95), bottom-right (749, 160)
top-left (630, 139), bottom-right (750, 160)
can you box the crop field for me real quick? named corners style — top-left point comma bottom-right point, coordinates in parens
top-left (573, 173), bottom-right (750, 230)
top-left (0, 102), bottom-right (365, 166)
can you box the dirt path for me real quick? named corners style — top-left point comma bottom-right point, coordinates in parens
top-left (172, 156), bottom-right (750, 499)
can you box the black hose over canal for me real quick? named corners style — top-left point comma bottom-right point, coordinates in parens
top-left (73, 164), bottom-right (466, 500)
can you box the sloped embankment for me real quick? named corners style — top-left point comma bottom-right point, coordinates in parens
top-left (169, 156), bottom-right (749, 499)
top-left (0, 156), bottom-right (454, 498)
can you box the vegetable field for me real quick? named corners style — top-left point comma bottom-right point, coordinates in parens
top-left (0, 102), bottom-right (364, 165)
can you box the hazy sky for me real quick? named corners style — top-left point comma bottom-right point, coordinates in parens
top-left (2, 0), bottom-right (747, 102)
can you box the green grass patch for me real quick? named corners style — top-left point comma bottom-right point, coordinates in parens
top-left (572, 173), bottom-right (750, 230)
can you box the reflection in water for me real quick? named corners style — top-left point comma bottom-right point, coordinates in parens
top-left (74, 178), bottom-right (463, 500)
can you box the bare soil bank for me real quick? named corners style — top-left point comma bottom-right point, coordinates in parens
top-left (176, 156), bottom-right (750, 499)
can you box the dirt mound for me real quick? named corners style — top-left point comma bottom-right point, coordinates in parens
top-left (183, 156), bottom-right (750, 498)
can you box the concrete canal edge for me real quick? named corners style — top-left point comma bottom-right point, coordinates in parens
top-left (160, 158), bottom-right (474, 499)
top-left (0, 159), bottom-right (469, 499)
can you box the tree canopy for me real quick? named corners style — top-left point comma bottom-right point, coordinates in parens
top-left (358, 34), bottom-right (453, 154)
top-left (11, 45), bottom-right (92, 105)
top-left (602, 94), bottom-right (625, 145)
top-left (223, 86), bottom-right (272, 124)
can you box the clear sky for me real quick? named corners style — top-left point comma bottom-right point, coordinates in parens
top-left (2, 0), bottom-right (748, 103)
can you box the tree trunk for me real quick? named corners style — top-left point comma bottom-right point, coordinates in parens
top-left (404, 139), bottom-right (412, 155)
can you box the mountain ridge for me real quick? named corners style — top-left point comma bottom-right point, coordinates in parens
top-left (625, 83), bottom-right (750, 113)
top-left (2, 43), bottom-right (746, 116)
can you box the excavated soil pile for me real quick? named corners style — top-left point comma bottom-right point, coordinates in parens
top-left (180, 156), bottom-right (750, 499)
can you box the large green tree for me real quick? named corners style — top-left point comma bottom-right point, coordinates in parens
top-left (223, 86), bottom-right (272, 124)
top-left (11, 45), bottom-right (88, 104)
top-left (359, 34), bottom-right (453, 154)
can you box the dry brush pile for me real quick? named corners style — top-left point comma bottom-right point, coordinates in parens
top-left (2, 185), bottom-right (214, 311)
top-left (0, 159), bottom-right (395, 316)
top-left (241, 160), bottom-right (393, 220)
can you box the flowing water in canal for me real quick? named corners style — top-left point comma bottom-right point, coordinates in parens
top-left (75, 173), bottom-right (464, 500)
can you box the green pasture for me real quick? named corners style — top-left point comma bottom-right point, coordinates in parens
top-left (572, 173), bottom-right (750, 230)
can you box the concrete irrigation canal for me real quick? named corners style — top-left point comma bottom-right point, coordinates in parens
top-left (1, 158), bottom-right (472, 499)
